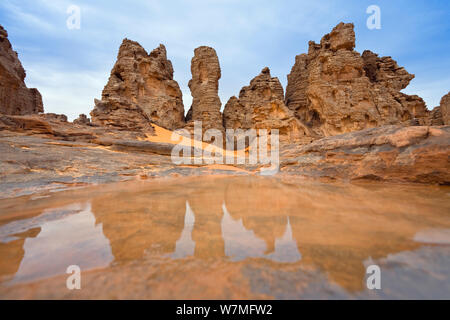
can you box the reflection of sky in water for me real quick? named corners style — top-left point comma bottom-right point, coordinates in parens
top-left (1, 199), bottom-right (302, 284)
top-left (265, 217), bottom-right (302, 263)
top-left (359, 246), bottom-right (450, 299)
top-left (170, 201), bottom-right (302, 262)
top-left (3, 203), bottom-right (114, 284)
top-left (244, 245), bottom-right (450, 300)
top-left (221, 203), bottom-right (301, 263)
top-left (171, 201), bottom-right (196, 259)
top-left (413, 229), bottom-right (450, 245)
top-left (0, 193), bottom-right (448, 298)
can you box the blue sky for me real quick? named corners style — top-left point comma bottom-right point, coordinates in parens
top-left (1, 0), bottom-right (449, 120)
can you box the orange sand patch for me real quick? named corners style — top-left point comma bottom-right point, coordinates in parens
top-left (142, 124), bottom-right (249, 160)
top-left (178, 164), bottom-right (252, 173)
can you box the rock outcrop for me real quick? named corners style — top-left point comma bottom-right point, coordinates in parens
top-left (73, 114), bottom-right (91, 126)
top-left (429, 92), bottom-right (450, 126)
top-left (1, 112), bottom-right (448, 189)
top-left (0, 25), bottom-right (43, 115)
top-left (90, 40), bottom-right (184, 131)
top-left (281, 125), bottom-right (450, 185)
top-left (285, 23), bottom-right (429, 137)
top-left (430, 106), bottom-right (444, 126)
top-left (223, 67), bottom-right (312, 141)
top-left (439, 92), bottom-right (450, 125)
top-left (40, 113), bottom-right (68, 122)
top-left (186, 46), bottom-right (224, 131)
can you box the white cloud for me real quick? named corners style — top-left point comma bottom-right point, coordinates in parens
top-left (2, 0), bottom-right (449, 119)
top-left (0, 1), bottom-right (55, 31)
top-left (25, 64), bottom-right (108, 120)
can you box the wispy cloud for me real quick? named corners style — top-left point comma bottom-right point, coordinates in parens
top-left (1, 0), bottom-right (449, 120)
top-left (25, 63), bottom-right (108, 120)
top-left (1, 1), bottom-right (55, 31)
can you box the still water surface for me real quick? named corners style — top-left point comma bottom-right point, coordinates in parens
top-left (0, 176), bottom-right (449, 299)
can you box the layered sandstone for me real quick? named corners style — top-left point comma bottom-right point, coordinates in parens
top-left (0, 115), bottom-right (448, 193)
top-left (439, 92), bottom-right (450, 125)
top-left (90, 40), bottom-right (184, 131)
top-left (430, 107), bottom-right (444, 126)
top-left (186, 46), bottom-right (224, 131)
top-left (281, 125), bottom-right (450, 185)
top-left (73, 114), bottom-right (91, 126)
top-left (41, 113), bottom-right (68, 122)
top-left (285, 23), bottom-right (429, 137)
top-left (428, 92), bottom-right (450, 126)
top-left (0, 25), bottom-right (43, 115)
top-left (223, 67), bottom-right (312, 141)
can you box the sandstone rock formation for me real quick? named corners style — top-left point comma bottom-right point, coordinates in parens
top-left (285, 23), bottom-right (429, 137)
top-left (90, 39), bottom-right (184, 131)
top-left (186, 46), bottom-right (224, 131)
top-left (223, 67), bottom-right (312, 141)
top-left (0, 25), bottom-right (43, 115)
top-left (1, 116), bottom-right (448, 200)
top-left (428, 92), bottom-right (450, 126)
top-left (1, 21), bottom-right (448, 191)
top-left (40, 113), bottom-right (67, 122)
top-left (281, 125), bottom-right (450, 185)
top-left (430, 106), bottom-right (444, 126)
top-left (439, 92), bottom-right (450, 125)
top-left (73, 114), bottom-right (91, 126)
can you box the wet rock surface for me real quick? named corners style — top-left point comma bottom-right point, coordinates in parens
top-left (0, 176), bottom-right (448, 299)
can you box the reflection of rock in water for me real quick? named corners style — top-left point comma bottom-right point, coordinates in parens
top-left (0, 176), bottom-right (449, 298)
top-left (266, 218), bottom-right (301, 263)
top-left (91, 188), bottom-right (186, 262)
top-left (222, 176), bottom-right (450, 291)
top-left (0, 228), bottom-right (40, 281)
top-left (222, 203), bottom-right (266, 260)
top-left (188, 181), bottom-right (226, 258)
top-left (224, 178), bottom-right (291, 255)
top-left (3, 203), bottom-right (113, 284)
top-left (171, 201), bottom-right (196, 259)
top-left (244, 246), bottom-right (450, 299)
top-left (222, 204), bottom-right (301, 262)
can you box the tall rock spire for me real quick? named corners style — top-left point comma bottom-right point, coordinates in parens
top-left (186, 46), bottom-right (224, 131)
